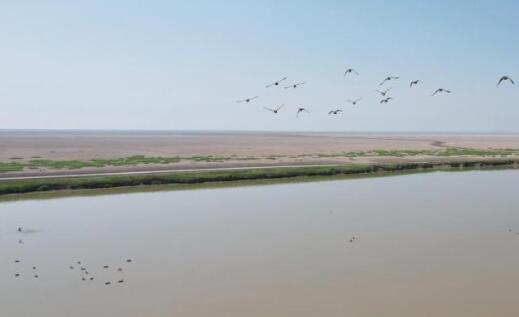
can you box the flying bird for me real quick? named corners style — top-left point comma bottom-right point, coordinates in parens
top-left (296, 107), bottom-right (310, 117)
top-left (497, 76), bottom-right (515, 87)
top-left (432, 88), bottom-right (451, 96)
top-left (380, 76), bottom-right (399, 86)
top-left (410, 80), bottom-right (422, 87)
top-left (328, 109), bottom-right (343, 115)
top-left (348, 98), bottom-right (361, 106)
top-left (264, 104), bottom-right (284, 114)
top-left (236, 96), bottom-right (259, 103)
top-left (265, 77), bottom-right (287, 88)
top-left (284, 82), bottom-right (306, 89)
top-left (376, 87), bottom-right (392, 96)
top-left (380, 97), bottom-right (393, 104)
top-left (344, 68), bottom-right (359, 76)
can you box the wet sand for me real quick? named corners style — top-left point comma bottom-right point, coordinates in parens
top-left (2, 130), bottom-right (519, 176)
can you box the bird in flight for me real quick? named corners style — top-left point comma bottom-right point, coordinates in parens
top-left (328, 109), bottom-right (343, 115)
top-left (344, 68), bottom-right (359, 76)
top-left (376, 87), bottom-right (392, 96)
top-left (297, 107), bottom-right (310, 117)
top-left (432, 88), bottom-right (451, 96)
top-left (236, 96), bottom-right (259, 103)
top-left (380, 76), bottom-right (399, 86)
top-left (265, 77), bottom-right (288, 88)
top-left (348, 98), bottom-right (361, 106)
top-left (284, 82), bottom-right (306, 89)
top-left (264, 104), bottom-right (284, 114)
top-left (380, 97), bottom-right (393, 104)
top-left (410, 80), bottom-right (422, 87)
top-left (497, 76), bottom-right (515, 87)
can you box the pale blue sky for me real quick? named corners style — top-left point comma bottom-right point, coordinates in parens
top-left (0, 0), bottom-right (518, 131)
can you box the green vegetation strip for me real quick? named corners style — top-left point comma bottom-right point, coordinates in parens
top-left (2, 148), bottom-right (519, 174)
top-left (1, 160), bottom-right (518, 196)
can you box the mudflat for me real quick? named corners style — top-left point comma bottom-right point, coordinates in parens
top-left (2, 130), bottom-right (519, 177)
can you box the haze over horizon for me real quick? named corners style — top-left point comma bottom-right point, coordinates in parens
top-left (1, 1), bottom-right (518, 132)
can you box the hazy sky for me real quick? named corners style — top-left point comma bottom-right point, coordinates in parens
top-left (1, 0), bottom-right (518, 131)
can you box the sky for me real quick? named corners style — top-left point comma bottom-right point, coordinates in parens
top-left (0, 0), bottom-right (518, 132)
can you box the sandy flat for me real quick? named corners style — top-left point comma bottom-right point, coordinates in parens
top-left (1, 130), bottom-right (519, 177)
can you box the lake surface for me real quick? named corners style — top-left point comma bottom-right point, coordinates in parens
top-left (1, 170), bottom-right (519, 317)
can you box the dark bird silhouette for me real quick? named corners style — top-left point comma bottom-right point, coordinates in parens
top-left (34, 275), bottom-right (39, 279)
top-left (284, 82), bottom-right (306, 89)
top-left (80, 267), bottom-right (86, 271)
top-left (69, 266), bottom-right (74, 270)
top-left (344, 68), bottom-right (359, 76)
top-left (14, 260), bottom-right (20, 263)
top-left (380, 97), bottom-right (393, 104)
top-left (264, 104), bottom-right (284, 114)
top-left (82, 277), bottom-right (86, 281)
top-left (117, 268), bottom-right (123, 272)
top-left (77, 261), bottom-right (81, 265)
top-left (410, 80), bottom-right (422, 87)
top-left (265, 77), bottom-right (287, 88)
top-left (348, 98), bottom-right (361, 106)
top-left (376, 87), bottom-right (392, 96)
top-left (432, 88), bottom-right (451, 96)
top-left (497, 76), bottom-right (515, 87)
top-left (15, 273), bottom-right (20, 278)
top-left (103, 265), bottom-right (109, 269)
top-left (349, 237), bottom-right (357, 243)
top-left (126, 259), bottom-right (132, 263)
top-left (105, 282), bottom-right (111, 286)
top-left (17, 227), bottom-right (23, 232)
top-left (117, 279), bottom-right (124, 284)
top-left (32, 266), bottom-right (36, 270)
top-left (236, 96), bottom-right (259, 103)
top-left (380, 76), bottom-right (399, 86)
top-left (90, 277), bottom-right (94, 281)
top-left (296, 107), bottom-right (310, 117)
top-left (328, 109), bottom-right (343, 115)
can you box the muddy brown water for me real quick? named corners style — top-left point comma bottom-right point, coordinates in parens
top-left (1, 170), bottom-right (519, 316)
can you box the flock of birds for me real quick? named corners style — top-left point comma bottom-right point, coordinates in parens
top-left (11, 227), bottom-right (132, 286)
top-left (236, 69), bottom-right (515, 117)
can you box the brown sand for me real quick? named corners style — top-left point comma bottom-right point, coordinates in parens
top-left (2, 130), bottom-right (519, 177)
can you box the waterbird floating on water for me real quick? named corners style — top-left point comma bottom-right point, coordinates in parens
top-left (264, 104), bottom-right (284, 114)
top-left (284, 82), bottom-right (306, 89)
top-left (265, 77), bottom-right (287, 88)
top-left (236, 96), bottom-right (259, 103)
top-left (432, 88), bottom-right (451, 96)
top-left (497, 76), bottom-right (515, 87)
top-left (380, 76), bottom-right (399, 86)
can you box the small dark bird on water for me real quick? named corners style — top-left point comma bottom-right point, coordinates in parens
top-left (410, 80), bottom-right (422, 87)
top-left (376, 87), bottom-right (392, 96)
top-left (69, 266), bottom-right (74, 270)
top-left (126, 259), bottom-right (132, 263)
top-left (32, 266), bottom-right (36, 270)
top-left (34, 275), bottom-right (39, 279)
top-left (296, 107), bottom-right (310, 118)
top-left (264, 104), bottom-right (284, 114)
top-left (348, 98), bottom-right (361, 106)
top-left (328, 109), bottom-right (343, 115)
top-left (380, 76), bottom-right (399, 86)
top-left (82, 277), bottom-right (86, 281)
top-left (103, 265), bottom-right (109, 269)
top-left (17, 227), bottom-right (23, 232)
top-left (105, 282), bottom-right (111, 286)
top-left (284, 82), bottom-right (306, 89)
top-left (118, 279), bottom-right (124, 284)
top-left (15, 273), bottom-right (20, 278)
top-left (432, 88), bottom-right (451, 96)
top-left (236, 96), bottom-right (259, 103)
top-left (77, 261), bottom-right (81, 265)
top-left (380, 97), bottom-right (393, 104)
top-left (265, 77), bottom-right (287, 88)
top-left (90, 277), bottom-right (94, 281)
top-left (344, 68), bottom-right (359, 76)
top-left (80, 267), bottom-right (86, 271)
top-left (497, 76), bottom-right (515, 87)
top-left (117, 268), bottom-right (123, 272)
top-left (349, 236), bottom-right (357, 243)
top-left (14, 260), bottom-right (20, 263)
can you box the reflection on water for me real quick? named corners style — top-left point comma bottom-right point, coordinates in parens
top-left (1, 170), bottom-right (519, 317)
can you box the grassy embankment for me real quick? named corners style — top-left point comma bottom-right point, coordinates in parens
top-left (1, 159), bottom-right (518, 196)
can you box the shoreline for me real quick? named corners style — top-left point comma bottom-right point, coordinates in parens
top-left (1, 158), bottom-right (518, 199)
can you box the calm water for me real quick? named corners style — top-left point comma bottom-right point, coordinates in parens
top-left (1, 171), bottom-right (519, 317)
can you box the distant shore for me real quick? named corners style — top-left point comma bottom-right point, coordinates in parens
top-left (1, 159), bottom-right (518, 197)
